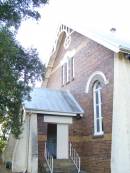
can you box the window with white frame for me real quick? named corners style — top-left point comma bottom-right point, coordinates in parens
top-left (61, 64), bottom-right (65, 85)
top-left (70, 57), bottom-right (74, 79)
top-left (61, 57), bottom-right (74, 85)
top-left (93, 81), bottom-right (104, 135)
top-left (66, 59), bottom-right (69, 83)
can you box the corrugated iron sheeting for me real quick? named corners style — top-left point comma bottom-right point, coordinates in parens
top-left (24, 88), bottom-right (84, 115)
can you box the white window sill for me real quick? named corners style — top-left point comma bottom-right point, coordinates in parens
top-left (94, 132), bottom-right (104, 137)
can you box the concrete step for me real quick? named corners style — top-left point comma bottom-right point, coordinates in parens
top-left (42, 159), bottom-right (86, 173)
top-left (43, 159), bottom-right (87, 173)
top-left (53, 159), bottom-right (74, 168)
top-left (53, 167), bottom-right (77, 173)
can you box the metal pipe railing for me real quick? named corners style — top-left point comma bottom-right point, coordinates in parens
top-left (69, 142), bottom-right (80, 173)
top-left (44, 142), bottom-right (53, 173)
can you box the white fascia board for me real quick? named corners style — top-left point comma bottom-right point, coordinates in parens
top-left (70, 26), bottom-right (120, 53)
top-left (25, 108), bottom-right (77, 117)
top-left (95, 38), bottom-right (120, 53)
top-left (83, 31), bottom-right (120, 53)
top-left (44, 115), bottom-right (72, 124)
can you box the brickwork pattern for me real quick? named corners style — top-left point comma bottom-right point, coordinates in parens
top-left (41, 31), bottom-right (114, 173)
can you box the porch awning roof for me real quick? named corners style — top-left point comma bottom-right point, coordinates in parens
top-left (24, 88), bottom-right (84, 117)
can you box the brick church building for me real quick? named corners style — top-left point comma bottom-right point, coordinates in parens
top-left (3, 24), bottom-right (130, 173)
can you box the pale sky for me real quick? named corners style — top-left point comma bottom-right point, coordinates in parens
top-left (17, 0), bottom-right (130, 64)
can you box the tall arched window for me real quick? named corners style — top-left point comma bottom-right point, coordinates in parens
top-left (93, 81), bottom-right (104, 135)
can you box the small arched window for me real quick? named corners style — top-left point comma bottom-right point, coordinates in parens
top-left (93, 81), bottom-right (104, 135)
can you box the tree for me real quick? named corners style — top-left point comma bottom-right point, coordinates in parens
top-left (0, 0), bottom-right (47, 144)
top-left (0, 27), bottom-right (45, 139)
top-left (0, 0), bottom-right (48, 28)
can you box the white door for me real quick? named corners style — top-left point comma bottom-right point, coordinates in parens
top-left (44, 115), bottom-right (72, 159)
top-left (57, 124), bottom-right (69, 159)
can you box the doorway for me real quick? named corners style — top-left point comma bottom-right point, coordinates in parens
top-left (47, 124), bottom-right (57, 158)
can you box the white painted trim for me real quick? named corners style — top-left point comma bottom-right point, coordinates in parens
top-left (93, 82), bottom-right (104, 135)
top-left (44, 115), bottom-right (72, 124)
top-left (81, 29), bottom-right (120, 53)
top-left (57, 124), bottom-right (69, 159)
top-left (25, 109), bottom-right (77, 117)
top-left (111, 53), bottom-right (130, 173)
top-left (72, 57), bottom-right (75, 79)
top-left (60, 50), bottom-right (76, 65)
top-left (66, 59), bottom-right (69, 83)
top-left (62, 64), bottom-right (65, 85)
top-left (30, 114), bottom-right (38, 173)
top-left (85, 71), bottom-right (109, 93)
top-left (94, 131), bottom-right (104, 136)
top-left (61, 50), bottom-right (76, 84)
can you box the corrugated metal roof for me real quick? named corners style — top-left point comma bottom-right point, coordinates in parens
top-left (24, 88), bottom-right (84, 116)
top-left (62, 24), bottom-right (130, 53)
top-left (90, 30), bottom-right (130, 53)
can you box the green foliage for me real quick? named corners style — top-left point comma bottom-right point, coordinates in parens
top-left (0, 137), bottom-right (7, 153)
top-left (0, 27), bottom-right (46, 138)
top-left (0, 0), bottom-right (47, 140)
top-left (0, 0), bottom-right (48, 28)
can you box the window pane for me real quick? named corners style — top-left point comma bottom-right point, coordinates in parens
top-left (62, 65), bottom-right (65, 85)
top-left (64, 63), bottom-right (67, 83)
top-left (72, 57), bottom-right (74, 79)
top-left (96, 105), bottom-right (99, 118)
top-left (96, 91), bottom-right (99, 104)
top-left (68, 59), bottom-right (71, 82)
top-left (66, 61), bottom-right (69, 82)
top-left (102, 118), bottom-right (104, 131)
top-left (96, 82), bottom-right (100, 89)
top-left (93, 81), bottom-right (104, 134)
top-left (69, 57), bottom-right (74, 81)
top-left (96, 83), bottom-right (99, 89)
top-left (96, 119), bottom-right (100, 132)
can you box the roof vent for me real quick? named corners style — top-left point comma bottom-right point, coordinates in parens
top-left (110, 28), bottom-right (116, 33)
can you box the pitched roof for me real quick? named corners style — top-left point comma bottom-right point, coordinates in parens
top-left (42, 24), bottom-right (130, 87)
top-left (24, 88), bottom-right (84, 117)
top-left (77, 28), bottom-right (130, 54)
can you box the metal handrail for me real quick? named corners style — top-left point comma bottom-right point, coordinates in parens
top-left (44, 142), bottom-right (53, 173)
top-left (69, 142), bottom-right (80, 173)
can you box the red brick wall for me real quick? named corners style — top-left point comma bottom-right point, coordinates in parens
top-left (42, 31), bottom-right (114, 173)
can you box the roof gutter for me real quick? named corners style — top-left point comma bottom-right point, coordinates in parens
top-left (119, 45), bottom-right (130, 54)
top-left (24, 108), bottom-right (84, 117)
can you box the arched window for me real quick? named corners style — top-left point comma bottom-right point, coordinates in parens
top-left (93, 81), bottom-right (104, 135)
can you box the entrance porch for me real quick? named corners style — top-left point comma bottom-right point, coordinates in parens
top-left (24, 88), bottom-right (84, 173)
top-left (44, 115), bottom-right (72, 159)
